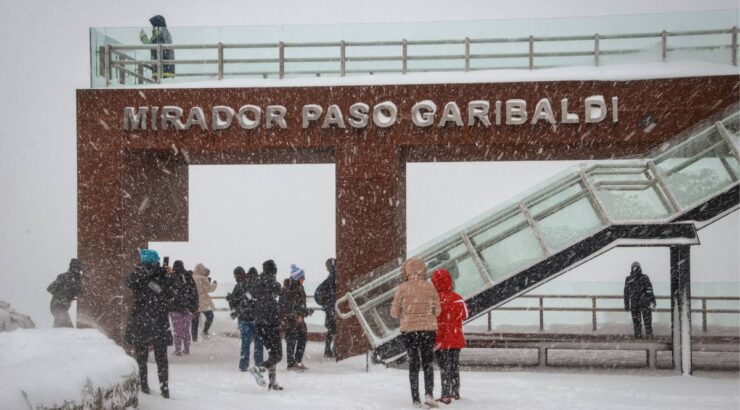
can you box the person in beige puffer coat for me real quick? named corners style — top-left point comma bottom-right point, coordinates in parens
top-left (391, 257), bottom-right (441, 408)
top-left (191, 263), bottom-right (217, 341)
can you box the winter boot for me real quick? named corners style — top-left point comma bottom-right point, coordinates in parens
top-left (296, 362), bottom-right (309, 371)
top-left (160, 383), bottom-right (170, 399)
top-left (424, 394), bottom-right (439, 408)
top-left (140, 383), bottom-right (150, 394)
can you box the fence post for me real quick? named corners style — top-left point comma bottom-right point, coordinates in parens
top-left (340, 40), bottom-right (346, 77)
top-left (402, 39), bottom-right (408, 74)
top-left (137, 63), bottom-right (144, 85)
top-left (118, 55), bottom-right (126, 85)
top-left (528, 35), bottom-right (534, 69)
top-left (156, 43), bottom-right (163, 84)
top-left (592, 297), bottom-right (597, 331)
top-left (464, 37), bottom-right (470, 72)
top-left (594, 33), bottom-right (600, 66)
top-left (279, 41), bottom-right (285, 79)
top-left (732, 26), bottom-right (738, 66)
top-left (539, 297), bottom-right (544, 331)
top-left (487, 311), bottom-right (492, 331)
top-left (661, 30), bottom-right (667, 62)
top-left (217, 42), bottom-right (224, 80)
top-left (104, 44), bottom-right (111, 87)
top-left (702, 298), bottom-right (708, 333)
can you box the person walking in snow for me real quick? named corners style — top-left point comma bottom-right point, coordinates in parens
top-left (431, 268), bottom-right (468, 404)
top-left (314, 257), bottom-right (337, 358)
top-left (47, 258), bottom-right (83, 328)
top-left (280, 264), bottom-right (313, 371)
top-left (624, 261), bottom-right (656, 339)
top-left (139, 15), bottom-right (175, 80)
top-left (124, 249), bottom-right (172, 398)
top-left (168, 260), bottom-right (198, 356)
top-left (391, 257), bottom-right (441, 408)
top-left (249, 259), bottom-right (284, 390)
top-left (191, 263), bottom-right (217, 341)
top-left (227, 266), bottom-right (265, 371)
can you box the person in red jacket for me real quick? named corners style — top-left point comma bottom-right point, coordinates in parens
top-left (431, 268), bottom-right (468, 404)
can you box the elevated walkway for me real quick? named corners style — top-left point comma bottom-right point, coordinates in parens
top-left (336, 105), bottom-right (740, 372)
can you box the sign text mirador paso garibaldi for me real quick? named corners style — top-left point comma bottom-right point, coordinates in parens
top-left (122, 95), bottom-right (619, 132)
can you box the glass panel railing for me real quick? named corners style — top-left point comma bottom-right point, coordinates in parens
top-left (90, 9), bottom-right (739, 87)
top-left (338, 105), bottom-right (739, 348)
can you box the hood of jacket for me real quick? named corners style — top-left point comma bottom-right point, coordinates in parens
top-left (150, 15), bottom-right (167, 27)
top-left (630, 261), bottom-right (642, 277)
top-left (432, 269), bottom-right (453, 293)
top-left (173, 260), bottom-right (187, 275)
top-left (193, 263), bottom-right (208, 277)
top-left (403, 257), bottom-right (427, 281)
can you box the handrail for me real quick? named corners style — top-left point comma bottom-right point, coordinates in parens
top-left (484, 294), bottom-right (740, 333)
top-left (95, 25), bottom-right (739, 86)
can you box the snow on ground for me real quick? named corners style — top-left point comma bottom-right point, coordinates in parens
top-left (0, 328), bottom-right (138, 409)
top-left (140, 335), bottom-right (739, 410)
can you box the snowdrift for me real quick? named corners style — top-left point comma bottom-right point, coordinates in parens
top-left (0, 328), bottom-right (139, 410)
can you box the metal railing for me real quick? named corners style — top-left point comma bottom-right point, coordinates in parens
top-left (97, 26), bottom-right (739, 86)
top-left (484, 294), bottom-right (740, 333)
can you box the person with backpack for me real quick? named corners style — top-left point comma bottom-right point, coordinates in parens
top-left (168, 260), bottom-right (198, 356)
top-left (280, 264), bottom-right (313, 371)
top-left (47, 258), bottom-right (83, 328)
top-left (431, 268), bottom-right (468, 404)
top-left (227, 266), bottom-right (264, 371)
top-left (391, 257), bottom-right (441, 408)
top-left (124, 249), bottom-right (172, 398)
top-left (249, 260), bottom-right (284, 390)
top-left (314, 257), bottom-right (337, 358)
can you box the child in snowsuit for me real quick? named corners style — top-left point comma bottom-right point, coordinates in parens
top-left (391, 257), bottom-right (441, 408)
top-left (432, 268), bottom-right (468, 403)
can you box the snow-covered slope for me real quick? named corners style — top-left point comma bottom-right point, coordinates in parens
top-left (0, 329), bottom-right (138, 410)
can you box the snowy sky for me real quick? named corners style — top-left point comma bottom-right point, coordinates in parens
top-left (0, 0), bottom-right (738, 327)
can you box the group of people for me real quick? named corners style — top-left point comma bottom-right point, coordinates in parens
top-left (391, 257), bottom-right (469, 408)
top-left (225, 258), bottom-right (338, 391)
top-left (47, 251), bottom-right (656, 405)
top-left (122, 250), bottom-right (218, 398)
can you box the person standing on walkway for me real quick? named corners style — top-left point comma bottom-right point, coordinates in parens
top-left (47, 258), bottom-right (83, 328)
top-left (250, 259), bottom-right (284, 390)
top-left (280, 264), bottom-right (312, 371)
top-left (431, 268), bottom-right (468, 404)
top-left (169, 260), bottom-right (198, 356)
top-left (391, 257), bottom-right (441, 408)
top-left (124, 249), bottom-right (172, 398)
top-left (624, 261), bottom-right (656, 339)
top-left (227, 266), bottom-right (265, 371)
top-left (192, 263), bottom-right (217, 341)
top-left (314, 257), bottom-right (337, 358)
top-left (139, 15), bottom-right (175, 80)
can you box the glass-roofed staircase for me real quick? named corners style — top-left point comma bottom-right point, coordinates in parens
top-left (336, 104), bottom-right (740, 362)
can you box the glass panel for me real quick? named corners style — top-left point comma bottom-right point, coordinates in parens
top-left (595, 186), bottom-right (672, 221)
top-left (426, 243), bottom-right (468, 271)
top-left (479, 227), bottom-right (546, 281)
top-left (527, 181), bottom-right (584, 217)
top-left (432, 256), bottom-right (487, 299)
top-left (662, 154), bottom-right (737, 209)
top-left (353, 270), bottom-right (403, 308)
top-left (470, 211), bottom-right (527, 247)
top-left (359, 297), bottom-right (398, 343)
top-left (535, 196), bottom-right (604, 251)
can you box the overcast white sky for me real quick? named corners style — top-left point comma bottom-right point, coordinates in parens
top-left (0, 0), bottom-right (737, 327)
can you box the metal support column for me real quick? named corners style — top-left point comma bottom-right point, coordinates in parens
top-left (464, 37), bottom-right (470, 72)
top-left (279, 41), bottom-right (285, 79)
top-left (670, 245), bottom-right (692, 375)
top-left (340, 40), bottom-right (346, 77)
top-left (661, 30), bottom-right (667, 62)
top-left (594, 33), bottom-right (600, 66)
top-left (528, 35), bottom-right (534, 69)
top-left (217, 42), bottom-right (224, 80)
top-left (402, 39), bottom-right (408, 74)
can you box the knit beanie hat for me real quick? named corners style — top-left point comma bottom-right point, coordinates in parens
top-left (140, 249), bottom-right (160, 264)
top-left (290, 264), bottom-right (305, 281)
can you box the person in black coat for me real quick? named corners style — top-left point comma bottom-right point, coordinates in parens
top-left (168, 260), bottom-right (198, 355)
top-left (124, 249), bottom-right (172, 398)
top-left (139, 15), bottom-right (175, 79)
top-left (314, 257), bottom-right (337, 358)
top-left (227, 266), bottom-right (265, 371)
top-left (249, 259), bottom-right (284, 390)
top-left (280, 264), bottom-right (313, 370)
top-left (47, 258), bottom-right (83, 328)
top-left (624, 261), bottom-right (656, 338)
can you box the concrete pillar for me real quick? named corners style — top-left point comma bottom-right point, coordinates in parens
top-left (670, 245), bottom-right (692, 375)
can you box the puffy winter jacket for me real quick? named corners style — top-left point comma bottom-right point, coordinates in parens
top-left (193, 263), bottom-right (217, 312)
top-left (280, 278), bottom-right (311, 331)
top-left (624, 263), bottom-right (656, 310)
top-left (169, 262), bottom-right (198, 314)
top-left (390, 257), bottom-right (441, 332)
top-left (124, 262), bottom-right (173, 347)
top-left (253, 266), bottom-right (282, 327)
top-left (432, 269), bottom-right (468, 349)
